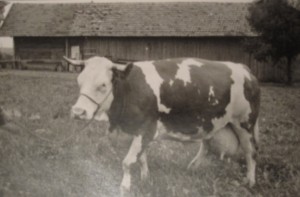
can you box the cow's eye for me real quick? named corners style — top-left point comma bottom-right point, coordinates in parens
top-left (97, 83), bottom-right (106, 93)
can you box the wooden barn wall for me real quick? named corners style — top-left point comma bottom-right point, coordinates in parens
top-left (13, 36), bottom-right (290, 82)
top-left (81, 37), bottom-right (285, 82)
top-left (15, 37), bottom-right (65, 60)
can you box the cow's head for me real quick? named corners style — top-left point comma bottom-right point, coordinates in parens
top-left (64, 56), bottom-right (127, 120)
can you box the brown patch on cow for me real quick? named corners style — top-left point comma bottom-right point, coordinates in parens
top-left (157, 59), bottom-right (233, 135)
top-left (152, 58), bottom-right (181, 81)
top-left (108, 64), bottom-right (158, 136)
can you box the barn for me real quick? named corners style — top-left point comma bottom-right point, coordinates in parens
top-left (0, 2), bottom-right (286, 81)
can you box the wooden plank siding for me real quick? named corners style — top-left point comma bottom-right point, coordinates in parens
top-left (15, 37), bottom-right (65, 60)
top-left (12, 36), bottom-right (288, 81)
top-left (82, 36), bottom-right (285, 81)
top-left (82, 37), bottom-right (251, 62)
top-left (14, 37), bottom-right (66, 70)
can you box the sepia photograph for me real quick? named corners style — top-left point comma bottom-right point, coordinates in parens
top-left (0, 0), bottom-right (299, 196)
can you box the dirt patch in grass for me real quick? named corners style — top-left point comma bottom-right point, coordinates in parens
top-left (0, 70), bottom-right (299, 197)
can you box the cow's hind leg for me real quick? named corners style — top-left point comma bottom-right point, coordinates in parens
top-left (231, 122), bottom-right (257, 187)
top-left (187, 140), bottom-right (207, 170)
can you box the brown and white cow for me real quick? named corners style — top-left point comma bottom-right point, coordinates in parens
top-left (64, 56), bottom-right (260, 196)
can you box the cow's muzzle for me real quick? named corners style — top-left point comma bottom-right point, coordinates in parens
top-left (71, 93), bottom-right (101, 120)
top-left (71, 106), bottom-right (87, 119)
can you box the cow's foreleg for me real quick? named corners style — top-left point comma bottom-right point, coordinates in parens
top-left (187, 140), bottom-right (207, 170)
top-left (231, 123), bottom-right (256, 187)
top-left (139, 151), bottom-right (149, 180)
top-left (120, 135), bottom-right (143, 196)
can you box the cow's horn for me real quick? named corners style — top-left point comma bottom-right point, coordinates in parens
top-left (63, 56), bottom-right (84, 66)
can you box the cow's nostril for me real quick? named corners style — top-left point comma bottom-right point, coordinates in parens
top-left (72, 107), bottom-right (86, 116)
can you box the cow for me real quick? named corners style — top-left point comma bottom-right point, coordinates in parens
top-left (64, 56), bottom-right (260, 196)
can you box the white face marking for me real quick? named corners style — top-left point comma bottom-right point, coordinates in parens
top-left (135, 62), bottom-right (171, 113)
top-left (175, 59), bottom-right (203, 86)
top-left (71, 57), bottom-right (114, 119)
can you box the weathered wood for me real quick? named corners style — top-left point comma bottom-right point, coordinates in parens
top-left (12, 36), bottom-right (294, 81)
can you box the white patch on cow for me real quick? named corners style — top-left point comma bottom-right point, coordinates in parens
top-left (224, 62), bottom-right (252, 122)
top-left (208, 86), bottom-right (215, 100)
top-left (224, 62), bottom-right (251, 81)
top-left (175, 64), bottom-right (190, 85)
top-left (166, 132), bottom-right (200, 142)
top-left (139, 152), bottom-right (149, 180)
top-left (154, 121), bottom-right (201, 142)
top-left (135, 62), bottom-right (171, 113)
top-left (94, 111), bottom-right (110, 122)
top-left (208, 86), bottom-right (219, 106)
top-left (154, 121), bottom-right (202, 142)
top-left (154, 121), bottom-right (166, 140)
top-left (208, 62), bottom-right (252, 134)
top-left (121, 135), bottom-right (143, 192)
top-left (175, 59), bottom-right (203, 86)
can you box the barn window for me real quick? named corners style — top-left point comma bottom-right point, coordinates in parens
top-left (71, 45), bottom-right (81, 59)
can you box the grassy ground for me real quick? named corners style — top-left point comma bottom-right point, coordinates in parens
top-left (0, 70), bottom-right (299, 197)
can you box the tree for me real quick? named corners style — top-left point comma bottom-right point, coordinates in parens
top-left (288, 0), bottom-right (300, 10)
top-left (245, 0), bottom-right (300, 85)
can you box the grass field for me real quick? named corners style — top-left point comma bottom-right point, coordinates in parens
top-left (0, 70), bottom-right (299, 197)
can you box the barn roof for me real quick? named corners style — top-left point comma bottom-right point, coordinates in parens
top-left (0, 2), bottom-right (256, 37)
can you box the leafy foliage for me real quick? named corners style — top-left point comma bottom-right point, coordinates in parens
top-left (245, 0), bottom-right (300, 84)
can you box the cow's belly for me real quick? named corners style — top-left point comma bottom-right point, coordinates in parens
top-left (158, 102), bottom-right (232, 137)
top-left (154, 117), bottom-right (229, 142)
